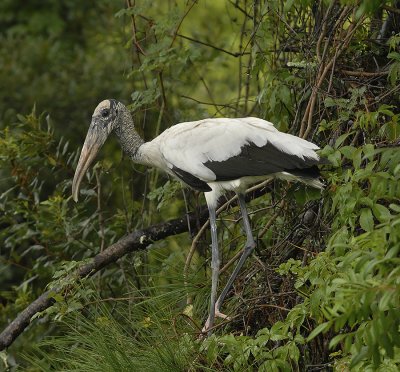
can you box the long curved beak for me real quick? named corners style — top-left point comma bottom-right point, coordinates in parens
top-left (72, 122), bottom-right (108, 202)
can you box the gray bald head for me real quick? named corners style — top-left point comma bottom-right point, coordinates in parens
top-left (92, 99), bottom-right (121, 135)
top-left (72, 99), bottom-right (124, 202)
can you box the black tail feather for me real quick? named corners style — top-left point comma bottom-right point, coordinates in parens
top-left (285, 165), bottom-right (321, 179)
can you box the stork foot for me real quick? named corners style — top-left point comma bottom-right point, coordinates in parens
top-left (201, 307), bottom-right (231, 335)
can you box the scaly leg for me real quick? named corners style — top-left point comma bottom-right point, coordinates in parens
top-left (204, 204), bottom-right (220, 336)
top-left (203, 193), bottom-right (256, 332)
top-left (216, 193), bottom-right (256, 311)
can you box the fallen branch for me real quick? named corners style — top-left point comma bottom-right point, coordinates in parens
top-left (0, 184), bottom-right (273, 351)
top-left (0, 208), bottom-right (210, 351)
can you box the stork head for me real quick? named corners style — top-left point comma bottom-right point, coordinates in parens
top-left (72, 99), bottom-right (122, 202)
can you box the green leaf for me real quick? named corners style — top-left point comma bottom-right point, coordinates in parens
top-left (335, 133), bottom-right (352, 148)
top-left (205, 336), bottom-right (218, 363)
top-left (388, 52), bottom-right (400, 61)
top-left (283, 0), bottom-right (295, 11)
top-left (306, 321), bottom-right (332, 342)
top-left (372, 204), bottom-right (391, 222)
top-left (329, 333), bottom-right (348, 349)
top-left (359, 208), bottom-right (374, 232)
top-left (377, 104), bottom-right (395, 117)
top-left (324, 97), bottom-right (336, 108)
top-left (362, 144), bottom-right (375, 160)
top-left (339, 145), bottom-right (356, 160)
top-left (379, 290), bottom-right (394, 311)
top-left (352, 148), bottom-right (363, 169)
top-left (350, 346), bottom-right (369, 368)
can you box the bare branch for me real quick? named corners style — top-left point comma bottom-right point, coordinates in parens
top-left (180, 95), bottom-right (237, 110)
top-left (340, 69), bottom-right (389, 77)
top-left (0, 184), bottom-right (274, 351)
top-left (176, 33), bottom-right (248, 58)
top-left (0, 208), bottom-right (209, 351)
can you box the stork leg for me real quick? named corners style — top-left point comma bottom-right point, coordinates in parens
top-left (206, 204), bottom-right (220, 336)
top-left (215, 193), bottom-right (256, 313)
top-left (202, 193), bottom-right (256, 334)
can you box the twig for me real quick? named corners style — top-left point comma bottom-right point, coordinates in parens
top-left (243, 3), bottom-right (255, 113)
top-left (228, 0), bottom-right (254, 19)
top-left (158, 72), bottom-right (168, 111)
top-left (257, 199), bottom-right (286, 239)
top-left (375, 83), bottom-right (400, 102)
top-left (0, 257), bottom-right (30, 271)
top-left (219, 196), bottom-right (284, 275)
top-left (316, 2), bottom-right (335, 63)
top-left (180, 95), bottom-right (237, 110)
top-left (181, 188), bottom-right (193, 238)
top-left (84, 296), bottom-right (136, 305)
top-left (383, 4), bottom-right (400, 15)
top-left (170, 1), bottom-right (198, 46)
top-left (191, 65), bottom-right (222, 115)
top-left (95, 168), bottom-right (105, 253)
top-left (300, 9), bottom-right (365, 139)
top-left (340, 69), bottom-right (389, 77)
top-left (220, 248), bottom-right (244, 275)
top-left (300, 6), bottom-right (351, 138)
top-left (254, 304), bottom-right (291, 312)
top-left (172, 313), bottom-right (202, 337)
top-left (126, 0), bottom-right (148, 89)
top-left (176, 33), bottom-right (248, 58)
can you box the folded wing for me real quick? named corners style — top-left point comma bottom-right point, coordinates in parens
top-left (156, 117), bottom-right (324, 185)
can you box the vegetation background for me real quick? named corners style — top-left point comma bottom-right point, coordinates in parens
top-left (0, 0), bottom-right (399, 370)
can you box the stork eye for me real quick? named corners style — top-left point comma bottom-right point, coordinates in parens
top-left (101, 109), bottom-right (110, 118)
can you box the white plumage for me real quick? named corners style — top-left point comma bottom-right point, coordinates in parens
top-left (72, 100), bottom-right (327, 335)
top-left (140, 117), bottom-right (322, 206)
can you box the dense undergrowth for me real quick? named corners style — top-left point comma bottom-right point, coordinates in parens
top-left (1, 1), bottom-right (400, 371)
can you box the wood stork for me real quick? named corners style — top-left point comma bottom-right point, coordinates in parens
top-left (72, 99), bottom-right (326, 335)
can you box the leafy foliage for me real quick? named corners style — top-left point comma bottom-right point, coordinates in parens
top-left (1, 0), bottom-right (400, 371)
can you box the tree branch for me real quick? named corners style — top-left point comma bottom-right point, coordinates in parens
top-left (0, 208), bottom-right (210, 351)
top-left (0, 184), bottom-right (273, 350)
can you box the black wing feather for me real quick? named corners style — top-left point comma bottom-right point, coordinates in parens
top-left (204, 142), bottom-right (324, 181)
top-left (171, 166), bottom-right (212, 192)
